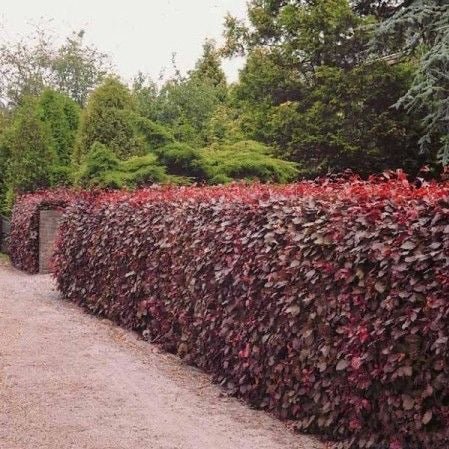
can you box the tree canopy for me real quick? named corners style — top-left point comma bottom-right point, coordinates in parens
top-left (222, 0), bottom-right (433, 176)
top-left (372, 0), bottom-right (449, 164)
top-left (0, 27), bottom-right (111, 107)
top-left (0, 97), bottom-right (56, 211)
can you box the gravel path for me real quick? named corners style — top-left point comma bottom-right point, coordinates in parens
top-left (0, 263), bottom-right (322, 449)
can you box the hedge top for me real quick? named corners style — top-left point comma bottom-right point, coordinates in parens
top-left (10, 172), bottom-right (449, 274)
top-left (49, 172), bottom-right (449, 208)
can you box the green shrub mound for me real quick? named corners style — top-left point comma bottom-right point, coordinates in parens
top-left (198, 140), bottom-right (299, 184)
top-left (154, 142), bottom-right (204, 181)
top-left (154, 140), bottom-right (299, 184)
top-left (76, 139), bottom-right (299, 188)
top-left (53, 178), bottom-right (449, 449)
top-left (76, 143), bottom-right (171, 188)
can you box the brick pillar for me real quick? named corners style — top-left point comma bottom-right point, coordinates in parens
top-left (39, 210), bottom-right (63, 274)
top-left (1, 217), bottom-right (10, 253)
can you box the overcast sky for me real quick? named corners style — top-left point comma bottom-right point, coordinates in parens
top-left (0, 0), bottom-right (247, 83)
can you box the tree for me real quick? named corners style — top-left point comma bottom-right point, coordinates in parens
top-left (74, 77), bottom-right (147, 163)
top-left (76, 142), bottom-right (121, 187)
top-left (0, 26), bottom-right (111, 107)
top-left (0, 26), bottom-right (50, 106)
top-left (270, 62), bottom-right (429, 175)
top-left (0, 90), bottom-right (79, 207)
top-left (1, 98), bottom-right (55, 211)
top-left (372, 0), bottom-right (449, 164)
top-left (205, 105), bottom-right (244, 145)
top-left (132, 72), bottom-right (160, 122)
top-left (157, 77), bottom-right (225, 146)
top-left (223, 0), bottom-right (429, 175)
top-left (352, 0), bottom-right (403, 19)
top-left (133, 42), bottom-right (228, 148)
top-left (223, 0), bottom-right (373, 73)
top-left (51, 30), bottom-right (111, 106)
top-left (38, 89), bottom-right (80, 165)
top-left (191, 39), bottom-right (227, 89)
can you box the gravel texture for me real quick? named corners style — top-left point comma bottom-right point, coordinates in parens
top-left (0, 263), bottom-right (323, 449)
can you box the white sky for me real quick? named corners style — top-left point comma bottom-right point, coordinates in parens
top-left (0, 0), bottom-right (248, 84)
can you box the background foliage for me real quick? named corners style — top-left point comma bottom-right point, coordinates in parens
top-left (0, 2), bottom-right (446, 214)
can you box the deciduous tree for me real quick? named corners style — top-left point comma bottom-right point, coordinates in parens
top-left (0, 26), bottom-right (111, 107)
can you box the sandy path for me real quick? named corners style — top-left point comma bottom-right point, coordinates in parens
top-left (0, 263), bottom-right (322, 449)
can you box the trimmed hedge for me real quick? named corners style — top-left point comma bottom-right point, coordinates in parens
top-left (10, 190), bottom-right (84, 273)
top-left (54, 177), bottom-right (449, 449)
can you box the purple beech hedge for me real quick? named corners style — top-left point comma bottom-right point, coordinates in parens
top-left (51, 179), bottom-right (449, 449)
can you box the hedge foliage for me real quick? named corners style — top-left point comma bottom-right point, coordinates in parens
top-left (9, 190), bottom-right (83, 273)
top-left (54, 176), bottom-right (449, 449)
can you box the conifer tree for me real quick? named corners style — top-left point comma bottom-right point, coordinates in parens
top-left (74, 77), bottom-right (146, 163)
